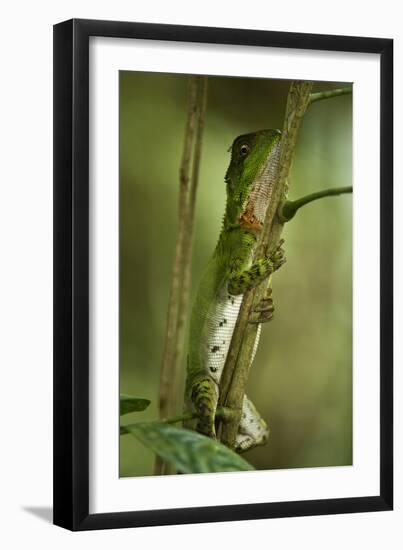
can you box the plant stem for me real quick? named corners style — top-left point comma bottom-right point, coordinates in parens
top-left (163, 411), bottom-right (197, 424)
top-left (164, 406), bottom-right (229, 425)
top-left (121, 407), bottom-right (230, 433)
top-left (218, 81), bottom-right (314, 449)
top-left (155, 78), bottom-right (198, 475)
top-left (279, 186), bottom-right (353, 222)
top-left (155, 77), bottom-right (207, 475)
top-left (171, 77), bottom-right (208, 412)
top-left (308, 87), bottom-right (352, 105)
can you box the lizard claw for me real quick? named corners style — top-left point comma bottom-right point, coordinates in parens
top-left (249, 294), bottom-right (275, 324)
top-left (270, 239), bottom-right (286, 272)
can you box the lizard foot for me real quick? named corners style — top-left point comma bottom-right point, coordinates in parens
top-left (270, 238), bottom-right (286, 272)
top-left (249, 287), bottom-right (275, 324)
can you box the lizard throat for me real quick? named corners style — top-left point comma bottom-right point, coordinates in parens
top-left (238, 140), bottom-right (281, 230)
top-left (239, 211), bottom-right (263, 232)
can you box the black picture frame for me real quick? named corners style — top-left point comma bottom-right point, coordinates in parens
top-left (53, 18), bottom-right (393, 531)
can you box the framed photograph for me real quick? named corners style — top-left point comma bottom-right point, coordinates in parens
top-left (53, 19), bottom-right (393, 530)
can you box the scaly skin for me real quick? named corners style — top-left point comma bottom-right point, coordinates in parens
top-left (184, 129), bottom-right (285, 452)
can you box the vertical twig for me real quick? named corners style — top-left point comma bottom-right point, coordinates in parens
top-left (155, 76), bottom-right (208, 474)
top-left (171, 77), bottom-right (208, 404)
top-left (218, 81), bottom-right (314, 449)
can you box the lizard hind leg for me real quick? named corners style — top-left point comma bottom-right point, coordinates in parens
top-left (191, 377), bottom-right (219, 439)
top-left (235, 395), bottom-right (269, 453)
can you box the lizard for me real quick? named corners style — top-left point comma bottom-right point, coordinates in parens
top-left (184, 128), bottom-right (286, 453)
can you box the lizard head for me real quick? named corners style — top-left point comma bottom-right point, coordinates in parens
top-left (224, 129), bottom-right (281, 232)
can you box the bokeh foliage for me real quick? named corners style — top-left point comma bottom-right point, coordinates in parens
top-left (119, 72), bottom-right (352, 477)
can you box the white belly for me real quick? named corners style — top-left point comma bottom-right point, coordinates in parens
top-left (202, 284), bottom-right (261, 384)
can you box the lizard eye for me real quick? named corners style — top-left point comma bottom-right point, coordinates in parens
top-left (240, 143), bottom-right (250, 156)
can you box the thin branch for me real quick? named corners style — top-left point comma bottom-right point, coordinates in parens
top-left (308, 87), bottom-right (352, 105)
top-left (157, 77), bottom-right (197, 420)
top-left (121, 407), bottom-right (231, 434)
top-left (163, 411), bottom-right (197, 425)
top-left (171, 77), bottom-right (208, 409)
top-left (279, 185), bottom-right (352, 222)
top-left (164, 406), bottom-right (229, 425)
top-left (218, 81), bottom-right (314, 449)
top-left (155, 77), bottom-right (205, 475)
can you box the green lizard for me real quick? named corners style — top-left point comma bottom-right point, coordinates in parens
top-left (184, 128), bottom-right (286, 453)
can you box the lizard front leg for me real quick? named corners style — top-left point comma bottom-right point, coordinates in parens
top-left (228, 240), bottom-right (286, 296)
top-left (249, 287), bottom-right (275, 324)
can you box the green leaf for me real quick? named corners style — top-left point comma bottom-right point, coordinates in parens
top-left (124, 422), bottom-right (254, 474)
top-left (120, 394), bottom-right (151, 416)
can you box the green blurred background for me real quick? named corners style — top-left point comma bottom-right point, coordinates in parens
top-left (119, 72), bottom-right (352, 477)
